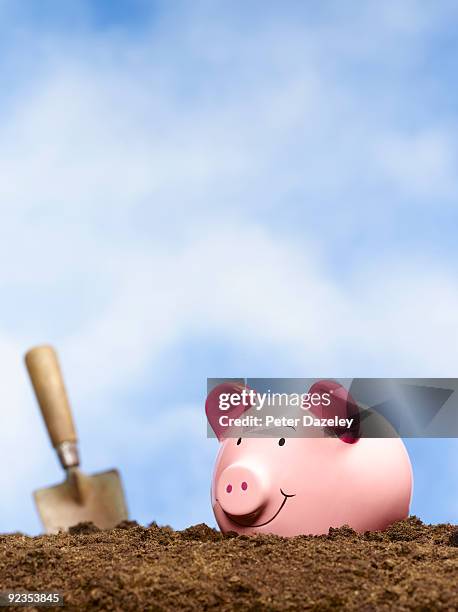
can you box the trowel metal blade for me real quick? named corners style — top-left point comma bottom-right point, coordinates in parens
top-left (34, 469), bottom-right (128, 534)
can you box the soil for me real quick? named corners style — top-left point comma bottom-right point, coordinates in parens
top-left (0, 517), bottom-right (457, 611)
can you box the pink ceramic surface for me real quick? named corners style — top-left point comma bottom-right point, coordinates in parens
top-left (209, 383), bottom-right (413, 537)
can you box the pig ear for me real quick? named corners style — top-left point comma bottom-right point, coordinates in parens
top-left (308, 380), bottom-right (360, 443)
top-left (205, 382), bottom-right (253, 442)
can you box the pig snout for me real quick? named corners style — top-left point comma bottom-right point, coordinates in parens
top-left (216, 464), bottom-right (268, 521)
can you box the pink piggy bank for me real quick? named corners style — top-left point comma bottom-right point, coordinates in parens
top-left (207, 382), bottom-right (412, 537)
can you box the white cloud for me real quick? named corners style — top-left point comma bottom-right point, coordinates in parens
top-left (376, 130), bottom-right (457, 199)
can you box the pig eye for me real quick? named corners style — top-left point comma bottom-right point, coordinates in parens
top-left (236, 438), bottom-right (242, 445)
top-left (278, 438), bottom-right (286, 446)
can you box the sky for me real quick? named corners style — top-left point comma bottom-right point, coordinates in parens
top-left (0, 0), bottom-right (457, 534)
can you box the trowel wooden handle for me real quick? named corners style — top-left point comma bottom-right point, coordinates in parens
top-left (25, 345), bottom-right (77, 448)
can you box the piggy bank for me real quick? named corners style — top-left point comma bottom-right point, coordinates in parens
top-left (207, 382), bottom-right (412, 537)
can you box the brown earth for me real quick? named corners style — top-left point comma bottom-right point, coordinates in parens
top-left (0, 517), bottom-right (457, 611)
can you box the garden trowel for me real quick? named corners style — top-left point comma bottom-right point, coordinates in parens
top-left (25, 345), bottom-right (128, 533)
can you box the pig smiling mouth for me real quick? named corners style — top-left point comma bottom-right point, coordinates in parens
top-left (221, 489), bottom-right (296, 528)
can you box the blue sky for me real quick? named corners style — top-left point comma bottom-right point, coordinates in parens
top-left (0, 0), bottom-right (457, 534)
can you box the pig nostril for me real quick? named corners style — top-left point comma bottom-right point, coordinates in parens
top-left (241, 481), bottom-right (248, 491)
top-left (226, 484), bottom-right (232, 493)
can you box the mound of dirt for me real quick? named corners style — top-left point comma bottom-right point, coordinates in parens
top-left (0, 517), bottom-right (457, 610)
